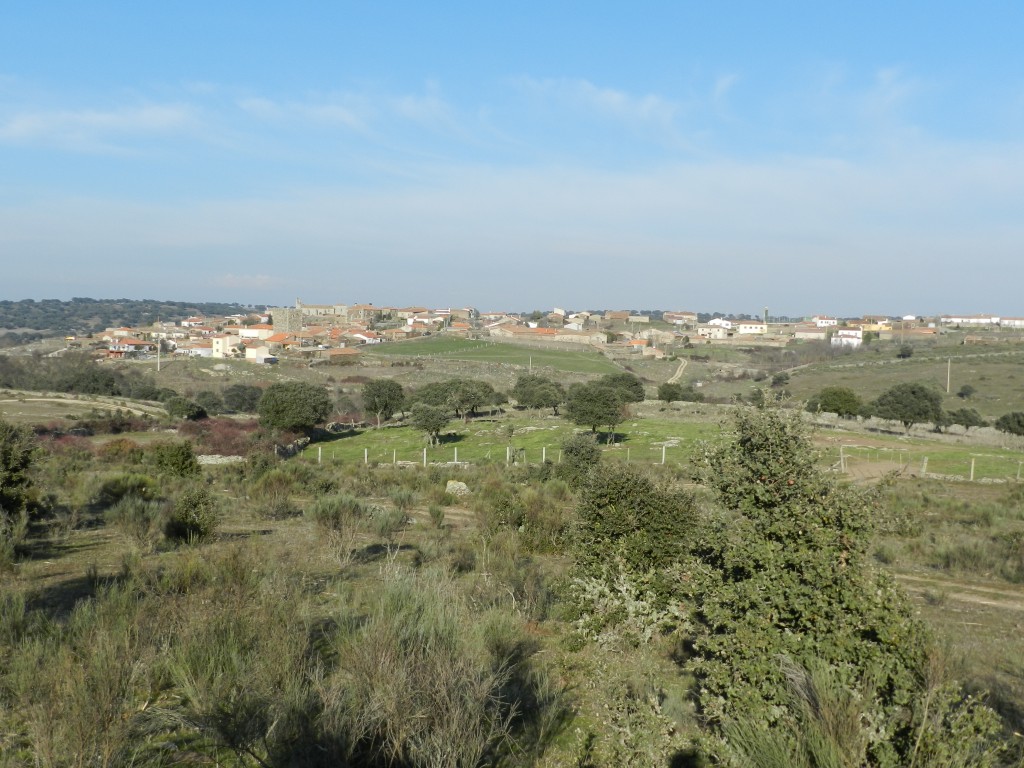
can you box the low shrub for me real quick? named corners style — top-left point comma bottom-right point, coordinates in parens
top-left (94, 473), bottom-right (159, 508)
top-left (104, 494), bottom-right (167, 550)
top-left (308, 494), bottom-right (369, 531)
top-left (165, 485), bottom-right (220, 543)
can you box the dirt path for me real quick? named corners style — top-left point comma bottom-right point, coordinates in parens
top-left (666, 357), bottom-right (688, 384)
top-left (894, 572), bottom-right (1024, 612)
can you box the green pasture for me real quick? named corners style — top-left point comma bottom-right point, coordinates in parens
top-left (301, 411), bottom-right (720, 467)
top-left (365, 337), bottom-right (620, 375)
top-left (822, 437), bottom-right (1024, 482)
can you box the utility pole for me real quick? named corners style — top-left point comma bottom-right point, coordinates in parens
top-left (946, 357), bottom-right (951, 394)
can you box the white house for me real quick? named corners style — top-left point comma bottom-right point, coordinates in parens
top-left (736, 322), bottom-right (767, 335)
top-left (210, 334), bottom-right (242, 359)
top-left (812, 315), bottom-right (838, 328)
top-left (708, 317), bottom-right (732, 329)
top-left (831, 328), bottom-right (863, 349)
top-left (697, 325), bottom-right (730, 340)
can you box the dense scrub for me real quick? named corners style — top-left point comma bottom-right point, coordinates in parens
top-left (2, 401), bottom-right (1023, 766)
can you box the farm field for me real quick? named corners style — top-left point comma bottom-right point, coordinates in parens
top-left (365, 336), bottom-right (621, 375)
top-left (301, 406), bottom-right (721, 467)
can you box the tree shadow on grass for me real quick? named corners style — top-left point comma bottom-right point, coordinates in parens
top-left (24, 574), bottom-right (98, 620)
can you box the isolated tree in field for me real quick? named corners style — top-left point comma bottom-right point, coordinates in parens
top-left (410, 402), bottom-right (449, 446)
top-left (957, 384), bottom-right (976, 400)
top-left (897, 344), bottom-right (914, 359)
top-left (222, 383), bottom-right (263, 413)
top-left (257, 381), bottom-right (332, 431)
top-left (870, 382), bottom-right (943, 433)
top-left (362, 379), bottom-right (405, 427)
top-left (408, 380), bottom-right (453, 409)
top-left (947, 407), bottom-right (988, 430)
top-left (995, 411), bottom-right (1024, 436)
top-left (657, 382), bottom-right (684, 404)
top-left (511, 374), bottom-right (564, 414)
top-left (448, 379), bottom-right (501, 421)
top-left (598, 372), bottom-right (645, 403)
top-left (807, 386), bottom-right (862, 418)
top-left (565, 382), bottom-right (626, 438)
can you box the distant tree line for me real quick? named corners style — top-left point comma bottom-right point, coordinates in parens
top-left (0, 297), bottom-right (261, 333)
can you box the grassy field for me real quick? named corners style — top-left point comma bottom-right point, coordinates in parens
top-left (0, 391), bottom-right (167, 424)
top-left (786, 345), bottom-right (1024, 419)
top-left (301, 406), bottom-right (720, 467)
top-left (365, 336), bottom-right (621, 375)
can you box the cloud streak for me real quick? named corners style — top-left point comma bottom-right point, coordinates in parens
top-left (0, 103), bottom-right (198, 152)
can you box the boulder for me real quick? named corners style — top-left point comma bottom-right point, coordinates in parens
top-left (445, 480), bottom-right (471, 497)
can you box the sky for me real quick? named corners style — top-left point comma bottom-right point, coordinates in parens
top-left (1, 2), bottom-right (1022, 316)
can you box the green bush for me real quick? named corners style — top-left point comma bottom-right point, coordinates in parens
top-left (165, 485), bottom-right (220, 543)
top-left (307, 494), bottom-right (368, 531)
top-left (688, 404), bottom-right (1005, 764)
top-left (94, 473), bottom-right (158, 508)
top-left (165, 396), bottom-right (207, 421)
top-left (995, 411), bottom-right (1024, 436)
top-left (150, 441), bottom-right (201, 477)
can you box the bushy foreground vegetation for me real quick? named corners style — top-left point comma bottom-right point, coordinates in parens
top-left (3, 393), bottom-right (1024, 766)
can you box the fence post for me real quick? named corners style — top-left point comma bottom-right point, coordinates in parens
top-left (839, 445), bottom-right (845, 473)
top-left (423, 448), bottom-right (427, 468)
top-left (454, 447), bottom-right (458, 463)
top-left (542, 446), bottom-right (546, 463)
top-left (393, 449), bottom-right (396, 464)
top-left (318, 446), bottom-right (322, 464)
top-left (626, 447), bottom-right (630, 463)
top-left (662, 444), bottom-right (666, 464)
top-left (921, 456), bottom-right (928, 474)
top-left (364, 448), bottom-right (368, 465)
top-left (970, 457), bottom-right (975, 481)
top-left (1018, 461), bottom-right (1022, 481)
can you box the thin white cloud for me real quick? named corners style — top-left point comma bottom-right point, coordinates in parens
top-left (517, 76), bottom-right (679, 128)
top-left (0, 104), bottom-right (197, 151)
top-left (237, 96), bottom-right (365, 130)
top-left (713, 73), bottom-right (739, 109)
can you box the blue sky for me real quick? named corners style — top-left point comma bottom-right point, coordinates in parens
top-left (2, 2), bottom-right (1022, 315)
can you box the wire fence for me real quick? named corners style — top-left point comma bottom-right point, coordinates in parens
top-left (832, 444), bottom-right (1024, 483)
top-left (302, 441), bottom-right (690, 469)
